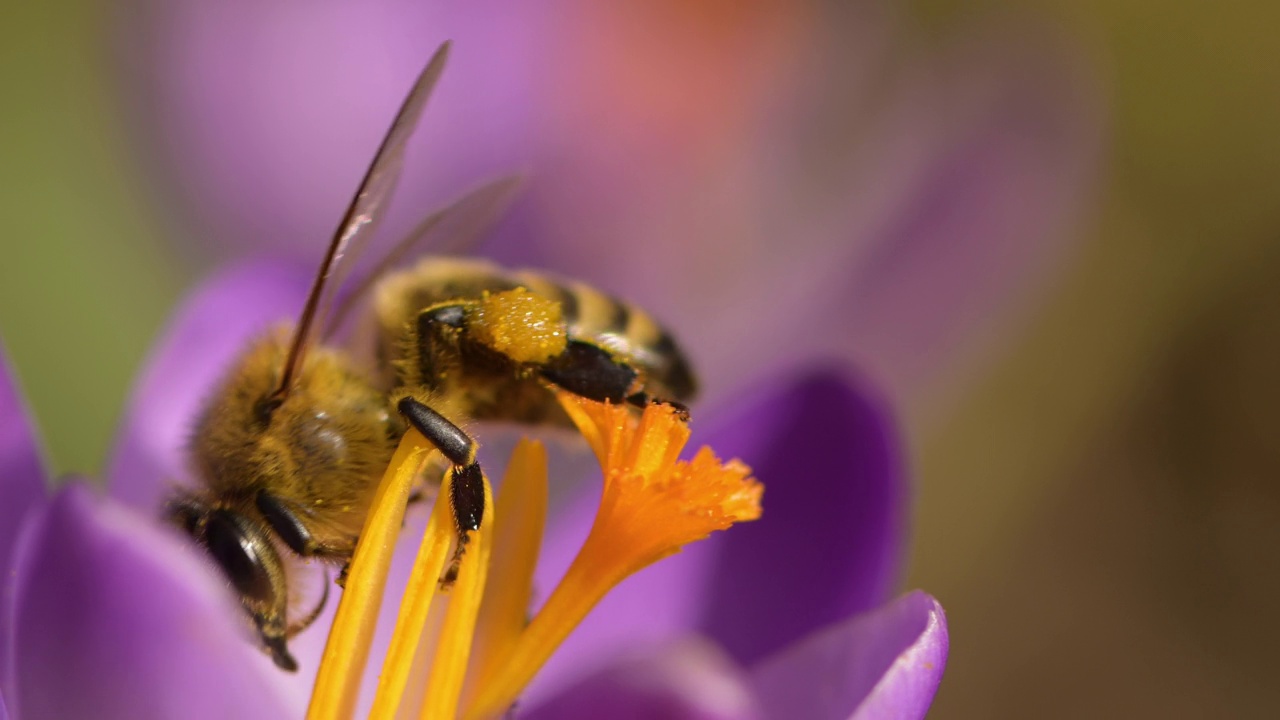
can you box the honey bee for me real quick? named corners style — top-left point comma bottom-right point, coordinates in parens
top-left (165, 43), bottom-right (697, 672)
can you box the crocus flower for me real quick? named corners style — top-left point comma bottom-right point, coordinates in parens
top-left (118, 0), bottom-right (1103, 407)
top-left (1, 263), bottom-right (947, 718)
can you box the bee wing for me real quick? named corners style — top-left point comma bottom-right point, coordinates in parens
top-left (323, 173), bottom-right (524, 337)
top-left (275, 42), bottom-right (451, 398)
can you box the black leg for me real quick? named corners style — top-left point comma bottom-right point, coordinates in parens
top-left (256, 491), bottom-right (353, 561)
top-left (412, 303), bottom-right (471, 388)
top-left (441, 463), bottom-right (486, 586)
top-left (540, 340), bottom-right (639, 403)
top-left (625, 391), bottom-right (691, 423)
top-left (397, 396), bottom-right (475, 466)
top-left (285, 569), bottom-right (332, 637)
top-left (542, 340), bottom-right (689, 420)
top-left (397, 396), bottom-right (487, 587)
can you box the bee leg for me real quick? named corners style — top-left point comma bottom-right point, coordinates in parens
top-left (540, 341), bottom-right (692, 420)
top-left (412, 303), bottom-right (472, 383)
top-left (397, 396), bottom-right (487, 589)
top-left (256, 492), bottom-right (317, 556)
top-left (540, 340), bottom-right (638, 403)
top-left (286, 570), bottom-right (331, 637)
top-left (442, 464), bottom-right (486, 587)
top-left (257, 491), bottom-right (356, 588)
top-left (419, 302), bottom-right (468, 331)
top-left (625, 392), bottom-right (691, 423)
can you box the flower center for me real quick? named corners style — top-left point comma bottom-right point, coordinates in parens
top-left (307, 393), bottom-right (763, 719)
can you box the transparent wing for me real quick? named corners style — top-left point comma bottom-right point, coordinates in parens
top-left (274, 42), bottom-right (451, 399)
top-left (323, 174), bottom-right (524, 337)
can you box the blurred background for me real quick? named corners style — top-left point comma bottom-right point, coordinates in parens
top-left (1, 0), bottom-right (1277, 717)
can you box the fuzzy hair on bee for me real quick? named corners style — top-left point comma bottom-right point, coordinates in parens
top-left (165, 42), bottom-right (697, 673)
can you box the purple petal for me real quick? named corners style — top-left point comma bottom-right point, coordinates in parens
top-left (106, 262), bottom-right (309, 511)
top-left (5, 483), bottom-right (292, 720)
top-left (0, 349), bottom-right (48, 703)
top-left (531, 16), bottom-right (1101, 407)
top-left (749, 592), bottom-right (948, 720)
top-left (521, 367), bottom-right (905, 702)
top-left (696, 368), bottom-right (906, 666)
top-left (524, 639), bottom-right (761, 720)
top-left (0, 349), bottom-right (48, 570)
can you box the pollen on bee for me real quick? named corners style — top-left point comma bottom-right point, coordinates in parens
top-left (470, 288), bottom-right (568, 363)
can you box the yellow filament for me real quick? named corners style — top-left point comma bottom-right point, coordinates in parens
top-left (462, 540), bottom-right (622, 719)
top-left (307, 431), bottom-right (432, 720)
top-left (463, 440), bottom-right (548, 709)
top-left (367, 469), bottom-right (455, 719)
top-left (418, 478), bottom-right (494, 719)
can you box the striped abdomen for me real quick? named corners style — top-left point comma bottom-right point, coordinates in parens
top-left (372, 257), bottom-right (698, 407)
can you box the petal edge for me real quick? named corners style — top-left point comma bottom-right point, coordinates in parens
top-left (749, 591), bottom-right (948, 720)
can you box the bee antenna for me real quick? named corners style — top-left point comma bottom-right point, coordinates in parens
top-left (274, 41), bottom-right (452, 399)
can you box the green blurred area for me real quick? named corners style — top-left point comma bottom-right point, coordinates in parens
top-left (0, 2), bottom-right (185, 476)
top-left (2, 0), bottom-right (1279, 716)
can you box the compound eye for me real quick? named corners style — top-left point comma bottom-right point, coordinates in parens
top-left (165, 496), bottom-right (204, 537)
top-left (203, 510), bottom-right (276, 607)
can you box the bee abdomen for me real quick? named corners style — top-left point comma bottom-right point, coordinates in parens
top-left (377, 259), bottom-right (698, 404)
top-left (512, 271), bottom-right (697, 402)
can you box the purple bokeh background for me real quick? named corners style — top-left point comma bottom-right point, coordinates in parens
top-left (117, 0), bottom-right (1102, 409)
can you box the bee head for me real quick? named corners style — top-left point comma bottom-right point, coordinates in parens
top-left (165, 493), bottom-right (298, 671)
top-left (177, 332), bottom-right (393, 672)
top-left (191, 331), bottom-right (393, 492)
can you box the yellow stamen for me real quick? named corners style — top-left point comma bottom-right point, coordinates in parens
top-left (463, 440), bottom-right (548, 708)
top-left (418, 475), bottom-right (493, 719)
top-left (307, 430), bottom-right (433, 720)
top-left (463, 394), bottom-right (762, 718)
top-left (367, 468), bottom-right (454, 719)
top-left (308, 395), bottom-right (760, 720)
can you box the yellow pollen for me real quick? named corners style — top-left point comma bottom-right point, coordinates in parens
top-left (308, 394), bottom-right (761, 720)
top-left (470, 288), bottom-right (567, 363)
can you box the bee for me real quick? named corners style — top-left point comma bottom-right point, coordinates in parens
top-left (165, 42), bottom-right (697, 672)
